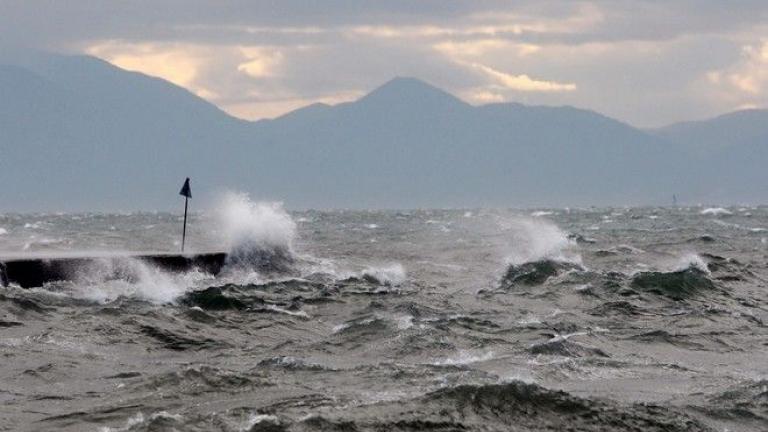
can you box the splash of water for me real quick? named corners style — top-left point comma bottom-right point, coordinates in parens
top-left (69, 257), bottom-right (210, 304)
top-left (361, 263), bottom-right (407, 286)
top-left (672, 253), bottom-right (711, 274)
top-left (216, 192), bottom-right (297, 274)
top-left (500, 218), bottom-right (581, 266)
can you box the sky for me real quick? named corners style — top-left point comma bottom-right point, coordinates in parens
top-left (1, 0), bottom-right (768, 127)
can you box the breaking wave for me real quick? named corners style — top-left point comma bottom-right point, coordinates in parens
top-left (501, 218), bottom-right (581, 266)
top-left (700, 207), bottom-right (732, 216)
top-left (630, 263), bottom-right (716, 300)
top-left (361, 263), bottom-right (406, 286)
top-left (217, 192), bottom-right (297, 274)
top-left (66, 257), bottom-right (211, 304)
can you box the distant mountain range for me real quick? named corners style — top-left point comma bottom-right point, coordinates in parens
top-left (1, 52), bottom-right (766, 211)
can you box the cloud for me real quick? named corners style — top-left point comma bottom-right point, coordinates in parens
top-left (86, 41), bottom-right (207, 90)
top-left (237, 47), bottom-right (284, 78)
top-left (434, 39), bottom-right (540, 57)
top-left (4, 1), bottom-right (768, 126)
top-left (698, 39), bottom-right (768, 111)
top-left (468, 62), bottom-right (576, 92)
top-left (728, 41), bottom-right (768, 94)
top-left (462, 88), bottom-right (506, 104)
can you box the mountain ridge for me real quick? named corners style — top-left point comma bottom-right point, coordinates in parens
top-left (0, 53), bottom-right (765, 211)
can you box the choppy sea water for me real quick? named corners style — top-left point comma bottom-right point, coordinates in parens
top-left (1, 199), bottom-right (767, 431)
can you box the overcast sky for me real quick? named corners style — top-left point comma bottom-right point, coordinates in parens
top-left (2, 0), bottom-right (767, 127)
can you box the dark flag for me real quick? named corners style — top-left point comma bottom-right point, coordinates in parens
top-left (179, 178), bottom-right (192, 198)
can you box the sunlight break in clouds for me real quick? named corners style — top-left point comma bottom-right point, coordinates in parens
top-left (725, 41), bottom-right (768, 94)
top-left (704, 40), bottom-right (768, 110)
top-left (237, 46), bottom-right (284, 78)
top-left (87, 41), bottom-right (217, 99)
top-left (56, 1), bottom-right (767, 125)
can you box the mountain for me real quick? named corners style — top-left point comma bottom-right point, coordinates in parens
top-left (251, 78), bottom-right (679, 208)
top-left (0, 53), bottom-right (253, 209)
top-left (0, 52), bottom-right (764, 210)
top-left (652, 110), bottom-right (768, 203)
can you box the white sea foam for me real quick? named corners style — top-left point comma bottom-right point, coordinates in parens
top-left (673, 253), bottom-right (710, 274)
top-left (0, 228), bottom-right (7, 235)
top-left (361, 263), bottom-right (406, 286)
top-left (531, 211), bottom-right (554, 217)
top-left (242, 414), bottom-right (280, 431)
top-left (265, 304), bottom-right (310, 318)
top-left (701, 207), bottom-right (732, 216)
top-left (394, 314), bottom-right (414, 330)
top-left (99, 411), bottom-right (184, 432)
top-left (433, 350), bottom-right (494, 366)
top-left (69, 257), bottom-right (211, 304)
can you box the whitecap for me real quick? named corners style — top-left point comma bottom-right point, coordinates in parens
top-left (531, 211), bottom-right (553, 217)
top-left (501, 218), bottom-right (582, 266)
top-left (701, 207), bottom-right (732, 216)
top-left (433, 350), bottom-right (494, 366)
top-left (361, 263), bottom-right (406, 286)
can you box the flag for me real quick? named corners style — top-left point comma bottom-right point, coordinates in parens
top-left (179, 178), bottom-right (192, 198)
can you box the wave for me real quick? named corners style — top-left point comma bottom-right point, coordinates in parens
top-left (140, 365), bottom-right (257, 393)
top-left (63, 257), bottom-right (212, 304)
top-left (257, 356), bottom-right (332, 371)
top-left (500, 259), bottom-right (584, 289)
top-left (528, 337), bottom-right (609, 358)
top-left (700, 207), bottom-right (732, 216)
top-left (630, 264), bottom-right (716, 300)
top-left (289, 381), bottom-right (712, 432)
top-left (139, 324), bottom-right (224, 351)
top-left (178, 286), bottom-right (252, 310)
top-left (360, 263), bottom-right (406, 286)
top-left (703, 379), bottom-right (768, 423)
top-left (217, 192), bottom-right (297, 275)
top-left (501, 218), bottom-right (582, 266)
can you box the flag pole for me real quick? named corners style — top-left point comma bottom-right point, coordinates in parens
top-left (182, 196), bottom-right (188, 253)
top-left (179, 177), bottom-right (192, 253)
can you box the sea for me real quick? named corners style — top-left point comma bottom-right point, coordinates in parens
top-left (0, 194), bottom-right (766, 431)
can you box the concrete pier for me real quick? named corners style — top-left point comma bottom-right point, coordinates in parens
top-left (0, 252), bottom-right (227, 288)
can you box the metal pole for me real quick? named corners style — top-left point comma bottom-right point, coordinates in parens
top-left (181, 197), bottom-right (188, 253)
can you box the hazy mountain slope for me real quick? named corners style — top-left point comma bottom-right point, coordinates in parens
top-left (656, 109), bottom-right (768, 153)
top-left (0, 53), bottom-right (764, 210)
top-left (252, 78), bottom-right (677, 208)
top-left (653, 110), bottom-right (768, 203)
top-left (0, 54), bottom-right (252, 209)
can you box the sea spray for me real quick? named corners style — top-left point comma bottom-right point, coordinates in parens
top-left (361, 263), bottom-right (407, 286)
top-left (217, 192), bottom-right (297, 274)
top-left (673, 253), bottom-right (711, 274)
top-left (70, 257), bottom-right (210, 304)
top-left (495, 217), bottom-right (583, 289)
top-left (500, 218), bottom-right (581, 266)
